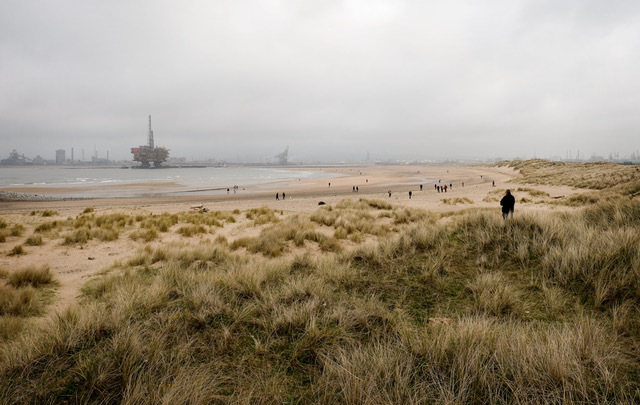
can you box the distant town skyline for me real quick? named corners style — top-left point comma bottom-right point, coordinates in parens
top-left (2, 143), bottom-right (639, 166)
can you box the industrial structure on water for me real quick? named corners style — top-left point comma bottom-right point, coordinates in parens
top-left (130, 115), bottom-right (169, 168)
top-left (275, 146), bottom-right (289, 165)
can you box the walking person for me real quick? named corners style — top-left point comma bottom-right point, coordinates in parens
top-left (276, 192), bottom-right (279, 201)
top-left (500, 189), bottom-right (515, 220)
top-left (409, 191), bottom-right (412, 199)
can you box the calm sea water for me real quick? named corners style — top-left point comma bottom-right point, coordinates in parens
top-left (0, 166), bottom-right (342, 198)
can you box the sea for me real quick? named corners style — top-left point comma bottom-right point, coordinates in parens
top-left (0, 166), bottom-right (343, 198)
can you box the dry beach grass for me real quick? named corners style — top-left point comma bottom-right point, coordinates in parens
top-left (0, 162), bottom-right (639, 403)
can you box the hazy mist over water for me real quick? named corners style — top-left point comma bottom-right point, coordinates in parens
top-left (0, 166), bottom-right (342, 198)
top-left (1, 1), bottom-right (639, 163)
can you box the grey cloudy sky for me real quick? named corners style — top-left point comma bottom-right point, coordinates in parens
top-left (1, 0), bottom-right (639, 163)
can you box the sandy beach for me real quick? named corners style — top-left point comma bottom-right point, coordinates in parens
top-left (0, 164), bottom-right (576, 213)
top-left (0, 164), bottom-right (585, 319)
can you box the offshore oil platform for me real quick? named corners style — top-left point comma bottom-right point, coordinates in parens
top-left (130, 115), bottom-right (169, 168)
top-left (275, 146), bottom-right (289, 165)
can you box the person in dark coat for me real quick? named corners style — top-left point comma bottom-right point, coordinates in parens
top-left (500, 189), bottom-right (515, 219)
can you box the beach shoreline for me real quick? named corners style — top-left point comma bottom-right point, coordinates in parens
top-left (0, 164), bottom-right (526, 213)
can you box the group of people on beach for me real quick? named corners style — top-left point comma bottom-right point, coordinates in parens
top-left (266, 177), bottom-right (514, 220)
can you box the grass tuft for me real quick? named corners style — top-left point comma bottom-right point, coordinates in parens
top-left (8, 245), bottom-right (25, 256)
top-left (24, 235), bottom-right (44, 246)
top-left (0, 285), bottom-right (42, 316)
top-left (8, 265), bottom-right (56, 288)
top-left (9, 224), bottom-right (25, 237)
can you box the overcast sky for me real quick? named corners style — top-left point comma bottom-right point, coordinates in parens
top-left (1, 0), bottom-right (639, 163)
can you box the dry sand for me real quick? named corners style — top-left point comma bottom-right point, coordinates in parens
top-left (0, 164), bottom-right (586, 320)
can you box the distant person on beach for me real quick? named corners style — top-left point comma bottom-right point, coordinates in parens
top-left (409, 191), bottom-right (412, 199)
top-left (276, 192), bottom-right (279, 201)
top-left (462, 182), bottom-right (464, 187)
top-left (450, 183), bottom-right (452, 189)
top-left (328, 182), bottom-right (331, 187)
top-left (282, 192), bottom-right (285, 199)
top-left (420, 184), bottom-right (423, 191)
top-left (388, 190), bottom-right (392, 197)
top-left (500, 189), bottom-right (515, 219)
top-left (356, 186), bottom-right (359, 192)
top-left (492, 180), bottom-right (495, 187)
top-left (444, 185), bottom-right (448, 192)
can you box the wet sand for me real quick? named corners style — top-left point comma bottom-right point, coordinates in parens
top-left (0, 164), bottom-right (524, 213)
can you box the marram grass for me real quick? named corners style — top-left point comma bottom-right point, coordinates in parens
top-left (0, 195), bottom-right (639, 403)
